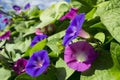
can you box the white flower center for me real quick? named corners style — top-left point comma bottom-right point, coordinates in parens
top-left (35, 60), bottom-right (44, 68)
top-left (76, 52), bottom-right (87, 62)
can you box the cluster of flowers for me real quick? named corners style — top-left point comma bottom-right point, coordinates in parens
top-left (0, 1), bottom-right (98, 78)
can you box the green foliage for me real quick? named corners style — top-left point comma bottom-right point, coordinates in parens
top-left (47, 38), bottom-right (64, 57)
top-left (15, 73), bottom-right (35, 80)
top-left (27, 6), bottom-right (42, 19)
top-left (37, 2), bottom-right (69, 29)
top-left (101, 8), bottom-right (120, 44)
top-left (0, 67), bottom-right (11, 80)
top-left (86, 7), bottom-right (97, 21)
top-left (108, 0), bottom-right (120, 9)
top-left (1, 0), bottom-right (120, 80)
top-left (94, 32), bottom-right (105, 43)
top-left (55, 58), bottom-right (74, 80)
top-left (95, 1), bottom-right (110, 16)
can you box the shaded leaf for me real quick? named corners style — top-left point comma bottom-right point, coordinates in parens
top-left (55, 58), bottom-right (74, 80)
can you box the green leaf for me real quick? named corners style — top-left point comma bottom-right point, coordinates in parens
top-left (40, 5), bottom-right (56, 22)
top-left (95, 1), bottom-right (110, 16)
top-left (16, 69), bottom-right (57, 80)
top-left (96, 0), bottom-right (105, 4)
top-left (5, 38), bottom-right (31, 53)
top-left (24, 20), bottom-right (36, 28)
top-left (73, 0), bottom-right (96, 7)
top-left (101, 8), bottom-right (120, 44)
top-left (15, 39), bottom-right (31, 53)
top-left (15, 22), bottom-right (27, 33)
top-left (86, 7), bottom-right (97, 21)
top-left (48, 30), bottom-right (65, 41)
top-left (0, 67), bottom-right (11, 80)
top-left (89, 22), bottom-right (106, 30)
top-left (23, 26), bottom-right (36, 37)
top-left (94, 32), bottom-right (105, 43)
top-left (0, 40), bottom-right (6, 47)
top-left (15, 73), bottom-right (35, 80)
top-left (27, 6), bottom-right (41, 19)
top-left (71, 1), bottom-right (82, 9)
top-left (110, 42), bottom-right (120, 69)
top-left (55, 1), bottom-right (69, 20)
top-left (37, 2), bottom-right (69, 29)
top-left (55, 58), bottom-right (74, 80)
top-left (47, 38), bottom-right (64, 57)
top-left (29, 39), bottom-right (47, 56)
top-left (108, 0), bottom-right (120, 9)
top-left (36, 67), bottom-right (57, 80)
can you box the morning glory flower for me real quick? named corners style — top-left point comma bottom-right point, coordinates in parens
top-left (13, 58), bottom-right (28, 74)
top-left (0, 30), bottom-right (10, 40)
top-left (12, 3), bottom-right (30, 12)
top-left (30, 35), bottom-right (48, 47)
top-left (25, 50), bottom-right (50, 77)
top-left (64, 41), bottom-right (98, 72)
top-left (78, 29), bottom-right (90, 39)
top-left (60, 8), bottom-right (78, 21)
top-left (63, 13), bottom-right (85, 46)
top-left (35, 28), bottom-right (43, 35)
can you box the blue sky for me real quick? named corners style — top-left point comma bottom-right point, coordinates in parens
top-left (0, 0), bottom-right (71, 11)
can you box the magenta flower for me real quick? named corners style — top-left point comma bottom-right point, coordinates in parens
top-left (0, 14), bottom-right (9, 30)
top-left (64, 41), bottom-right (98, 72)
top-left (13, 58), bottom-right (28, 74)
top-left (0, 31), bottom-right (10, 40)
top-left (25, 50), bottom-right (50, 77)
top-left (2, 18), bottom-right (9, 24)
top-left (63, 13), bottom-right (85, 46)
top-left (60, 8), bottom-right (78, 21)
top-left (30, 35), bottom-right (47, 47)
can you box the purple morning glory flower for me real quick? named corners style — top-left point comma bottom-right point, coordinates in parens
top-left (12, 5), bottom-right (21, 11)
top-left (0, 30), bottom-right (10, 40)
top-left (0, 13), bottom-right (2, 18)
top-left (30, 35), bottom-right (47, 47)
top-left (63, 13), bottom-right (85, 46)
top-left (60, 8), bottom-right (78, 21)
top-left (12, 3), bottom-right (30, 12)
top-left (13, 58), bottom-right (28, 74)
top-left (64, 41), bottom-right (98, 72)
top-left (25, 50), bottom-right (50, 77)
top-left (24, 3), bottom-right (30, 10)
